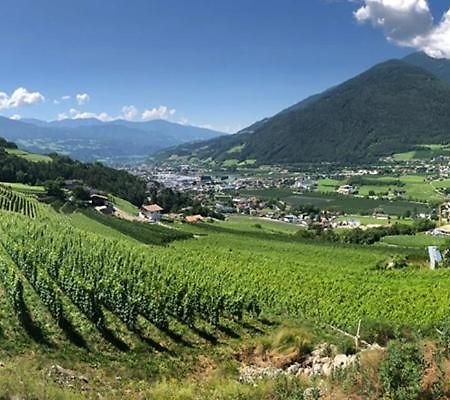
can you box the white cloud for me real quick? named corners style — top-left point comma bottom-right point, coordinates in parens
top-left (354, 0), bottom-right (450, 58)
top-left (57, 104), bottom-right (177, 123)
top-left (0, 87), bottom-right (45, 110)
top-left (121, 105), bottom-right (140, 121)
top-left (58, 108), bottom-right (113, 122)
top-left (76, 93), bottom-right (90, 105)
top-left (53, 99), bottom-right (60, 105)
top-left (61, 95), bottom-right (71, 101)
top-left (141, 105), bottom-right (176, 121)
top-left (10, 114), bottom-right (21, 120)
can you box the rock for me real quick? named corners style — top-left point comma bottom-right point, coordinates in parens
top-left (48, 364), bottom-right (89, 389)
top-left (322, 361), bottom-right (333, 376)
top-left (312, 363), bottom-right (322, 375)
top-left (312, 343), bottom-right (337, 358)
top-left (332, 354), bottom-right (349, 369)
top-left (239, 365), bottom-right (284, 384)
top-left (318, 356), bottom-right (331, 365)
top-left (365, 343), bottom-right (384, 352)
top-left (286, 363), bottom-right (301, 374)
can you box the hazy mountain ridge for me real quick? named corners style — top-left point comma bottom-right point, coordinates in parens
top-left (0, 117), bottom-right (224, 163)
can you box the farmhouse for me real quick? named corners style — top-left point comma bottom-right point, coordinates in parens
top-left (140, 204), bottom-right (163, 222)
top-left (90, 193), bottom-right (109, 206)
top-left (337, 185), bottom-right (357, 195)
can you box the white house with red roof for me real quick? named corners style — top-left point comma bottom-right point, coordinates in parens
top-left (140, 203), bottom-right (163, 222)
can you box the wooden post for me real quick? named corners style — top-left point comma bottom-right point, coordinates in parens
top-left (355, 319), bottom-right (361, 350)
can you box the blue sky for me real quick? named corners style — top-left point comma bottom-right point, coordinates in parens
top-left (0, 0), bottom-right (449, 132)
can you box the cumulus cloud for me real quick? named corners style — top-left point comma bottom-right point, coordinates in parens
top-left (0, 87), bottom-right (45, 110)
top-left (120, 104), bottom-right (176, 121)
top-left (61, 95), bottom-right (71, 101)
top-left (353, 0), bottom-right (450, 58)
top-left (10, 114), bottom-right (21, 120)
top-left (58, 108), bottom-right (113, 122)
top-left (57, 104), bottom-right (177, 123)
top-left (121, 105), bottom-right (140, 121)
top-left (141, 105), bottom-right (176, 121)
top-left (76, 93), bottom-right (90, 105)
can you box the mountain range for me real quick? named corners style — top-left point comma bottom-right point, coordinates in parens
top-left (159, 52), bottom-right (450, 165)
top-left (0, 117), bottom-right (223, 164)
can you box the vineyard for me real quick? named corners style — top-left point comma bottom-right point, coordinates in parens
top-left (0, 198), bottom-right (449, 354)
top-left (0, 212), bottom-right (261, 352)
top-left (0, 184), bottom-right (44, 218)
top-left (0, 191), bottom-right (449, 397)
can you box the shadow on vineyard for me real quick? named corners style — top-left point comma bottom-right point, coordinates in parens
top-left (57, 315), bottom-right (88, 349)
top-left (14, 284), bottom-right (53, 347)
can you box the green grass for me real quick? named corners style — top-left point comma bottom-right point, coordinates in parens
top-left (379, 233), bottom-right (448, 248)
top-left (242, 188), bottom-right (430, 216)
top-left (316, 178), bottom-right (343, 193)
top-left (224, 215), bottom-right (300, 234)
top-left (226, 144), bottom-right (245, 154)
top-left (393, 150), bottom-right (416, 161)
top-left (337, 215), bottom-right (411, 226)
top-left (355, 175), bottom-right (441, 202)
top-left (222, 159), bottom-right (239, 167)
top-left (82, 209), bottom-right (192, 245)
top-left (393, 144), bottom-right (450, 161)
top-left (66, 211), bottom-right (138, 242)
top-left (6, 148), bottom-right (52, 163)
top-left (317, 175), bottom-right (441, 202)
top-left (109, 195), bottom-right (139, 216)
top-left (0, 182), bottom-right (46, 195)
top-left (238, 159), bottom-right (257, 166)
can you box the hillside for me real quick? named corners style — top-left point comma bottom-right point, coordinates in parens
top-left (0, 117), bottom-right (223, 164)
top-left (0, 138), bottom-right (146, 205)
top-left (2, 191), bottom-right (450, 398)
top-left (160, 60), bottom-right (450, 165)
top-left (404, 52), bottom-right (450, 84)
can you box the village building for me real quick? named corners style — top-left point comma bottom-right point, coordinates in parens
top-left (337, 185), bottom-right (357, 195)
top-left (185, 214), bottom-right (203, 224)
top-left (90, 193), bottom-right (109, 207)
top-left (140, 204), bottom-right (163, 222)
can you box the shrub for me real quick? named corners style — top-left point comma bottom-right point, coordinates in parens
top-left (380, 341), bottom-right (424, 400)
top-left (362, 321), bottom-right (396, 346)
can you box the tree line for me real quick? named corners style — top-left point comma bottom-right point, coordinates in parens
top-left (0, 144), bottom-right (146, 205)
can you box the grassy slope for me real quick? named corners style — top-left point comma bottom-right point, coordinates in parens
top-left (0, 181), bottom-right (46, 194)
top-left (380, 233), bottom-right (448, 248)
top-left (393, 144), bottom-right (450, 161)
top-left (66, 211), bottom-right (138, 243)
top-left (318, 175), bottom-right (443, 202)
top-left (110, 194), bottom-right (139, 216)
top-left (337, 214), bottom-right (412, 226)
top-left (1, 194), bottom-right (450, 399)
top-left (5, 148), bottom-right (52, 163)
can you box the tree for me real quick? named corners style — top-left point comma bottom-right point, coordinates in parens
top-left (72, 186), bottom-right (91, 201)
top-left (45, 179), bottom-right (65, 200)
